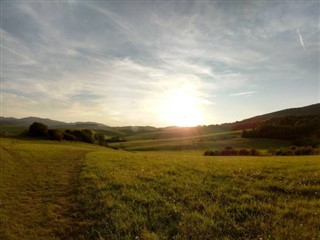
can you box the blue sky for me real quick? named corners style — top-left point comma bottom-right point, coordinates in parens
top-left (1, 0), bottom-right (319, 126)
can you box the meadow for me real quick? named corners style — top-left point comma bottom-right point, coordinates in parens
top-left (0, 138), bottom-right (319, 239)
top-left (108, 130), bottom-right (290, 152)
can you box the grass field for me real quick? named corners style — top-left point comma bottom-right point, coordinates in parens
top-left (0, 138), bottom-right (98, 239)
top-left (1, 138), bottom-right (319, 239)
top-left (111, 132), bottom-right (291, 152)
top-left (0, 124), bottom-right (291, 152)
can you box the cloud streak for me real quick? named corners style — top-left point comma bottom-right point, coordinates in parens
top-left (1, 1), bottom-right (319, 125)
top-left (297, 29), bottom-right (306, 50)
top-left (230, 91), bottom-right (256, 97)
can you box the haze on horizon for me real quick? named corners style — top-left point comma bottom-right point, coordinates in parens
top-left (1, 1), bottom-right (319, 127)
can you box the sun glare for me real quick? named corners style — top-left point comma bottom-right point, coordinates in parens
top-left (159, 86), bottom-right (203, 127)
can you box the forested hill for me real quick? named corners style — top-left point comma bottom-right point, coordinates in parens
top-left (227, 103), bottom-right (320, 130)
top-left (0, 116), bottom-right (66, 126)
top-left (1, 103), bottom-right (319, 132)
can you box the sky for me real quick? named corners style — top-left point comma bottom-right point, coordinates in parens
top-left (1, 0), bottom-right (319, 127)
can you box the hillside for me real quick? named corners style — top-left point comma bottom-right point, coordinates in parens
top-left (227, 103), bottom-right (320, 130)
top-left (0, 116), bottom-right (66, 127)
top-left (1, 138), bottom-right (319, 239)
top-left (1, 103), bottom-right (319, 138)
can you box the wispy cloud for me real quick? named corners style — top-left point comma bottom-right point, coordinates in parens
top-left (230, 91), bottom-right (256, 96)
top-left (1, 1), bottom-right (319, 125)
top-left (296, 29), bottom-right (306, 50)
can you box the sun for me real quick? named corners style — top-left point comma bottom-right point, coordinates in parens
top-left (159, 86), bottom-right (203, 127)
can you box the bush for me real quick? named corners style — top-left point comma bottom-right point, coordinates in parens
top-left (80, 129), bottom-right (95, 143)
top-left (270, 146), bottom-right (319, 156)
top-left (95, 133), bottom-right (106, 146)
top-left (221, 146), bottom-right (237, 156)
top-left (204, 147), bottom-right (260, 156)
top-left (29, 122), bottom-right (48, 137)
top-left (250, 148), bottom-right (260, 156)
top-left (48, 129), bottom-right (64, 141)
top-left (203, 150), bottom-right (211, 156)
top-left (106, 136), bottom-right (126, 143)
top-left (64, 129), bottom-right (95, 143)
top-left (239, 148), bottom-right (250, 156)
top-left (292, 137), bottom-right (320, 147)
top-left (63, 132), bottom-right (76, 141)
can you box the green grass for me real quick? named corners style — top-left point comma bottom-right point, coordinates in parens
top-left (0, 138), bottom-right (100, 239)
top-left (1, 138), bottom-right (319, 239)
top-left (78, 151), bottom-right (320, 240)
top-left (0, 125), bottom-right (28, 135)
top-left (123, 126), bottom-right (224, 141)
top-left (110, 130), bottom-right (290, 151)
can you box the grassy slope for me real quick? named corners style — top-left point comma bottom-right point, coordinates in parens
top-left (111, 130), bottom-right (290, 151)
top-left (0, 138), bottom-right (100, 240)
top-left (0, 125), bottom-right (28, 135)
top-left (1, 138), bottom-right (319, 239)
top-left (1, 122), bottom-right (291, 152)
top-left (80, 151), bottom-right (320, 240)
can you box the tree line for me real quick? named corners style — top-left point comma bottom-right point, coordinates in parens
top-left (204, 145), bottom-right (319, 156)
top-left (27, 122), bottom-right (125, 145)
top-left (241, 115), bottom-right (320, 146)
top-left (204, 146), bottom-right (261, 156)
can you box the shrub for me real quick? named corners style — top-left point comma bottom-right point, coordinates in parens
top-left (48, 129), bottom-right (64, 141)
top-left (64, 129), bottom-right (95, 143)
top-left (250, 148), bottom-right (260, 156)
top-left (63, 132), bottom-right (76, 141)
top-left (204, 147), bottom-right (260, 156)
top-left (29, 122), bottom-right (48, 137)
top-left (239, 148), bottom-right (250, 156)
top-left (106, 136), bottom-right (126, 143)
top-left (271, 146), bottom-right (319, 156)
top-left (80, 129), bottom-right (95, 143)
top-left (95, 133), bottom-right (106, 146)
top-left (203, 150), bottom-right (212, 156)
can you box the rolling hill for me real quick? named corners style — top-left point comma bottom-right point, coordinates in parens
top-left (1, 103), bottom-right (319, 135)
top-left (0, 116), bottom-right (66, 126)
top-left (0, 116), bottom-right (158, 136)
top-left (226, 103), bottom-right (320, 130)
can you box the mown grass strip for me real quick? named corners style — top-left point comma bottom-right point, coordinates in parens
top-left (0, 138), bottom-right (93, 240)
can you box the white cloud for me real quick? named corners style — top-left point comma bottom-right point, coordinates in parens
top-left (1, 1), bottom-right (319, 125)
top-left (296, 29), bottom-right (306, 50)
top-left (1, 29), bottom-right (38, 65)
top-left (230, 91), bottom-right (256, 96)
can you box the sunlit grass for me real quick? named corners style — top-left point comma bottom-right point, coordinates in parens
top-left (111, 130), bottom-right (290, 151)
top-left (1, 138), bottom-right (319, 239)
top-left (78, 150), bottom-right (320, 239)
top-left (0, 138), bottom-right (99, 239)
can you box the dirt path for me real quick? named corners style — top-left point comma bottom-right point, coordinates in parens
top-left (0, 140), bottom-right (91, 240)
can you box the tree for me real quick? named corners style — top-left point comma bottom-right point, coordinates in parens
top-left (48, 129), bottom-right (64, 141)
top-left (95, 133), bottom-right (106, 146)
top-left (64, 129), bottom-right (95, 143)
top-left (79, 129), bottom-right (95, 143)
top-left (29, 122), bottom-right (48, 137)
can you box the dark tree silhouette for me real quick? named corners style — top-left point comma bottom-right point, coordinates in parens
top-left (95, 133), bottom-right (106, 146)
top-left (29, 122), bottom-right (48, 137)
top-left (241, 115), bottom-right (320, 146)
top-left (48, 129), bottom-right (64, 141)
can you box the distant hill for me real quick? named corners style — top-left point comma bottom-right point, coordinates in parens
top-left (242, 115), bottom-right (320, 144)
top-left (0, 116), bottom-right (67, 127)
top-left (1, 103), bottom-right (319, 134)
top-left (226, 103), bottom-right (320, 130)
top-left (0, 116), bottom-right (158, 136)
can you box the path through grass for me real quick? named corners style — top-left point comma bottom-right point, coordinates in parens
top-left (1, 138), bottom-right (319, 239)
top-left (0, 139), bottom-right (99, 239)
